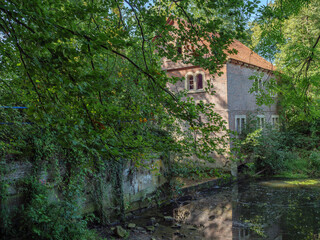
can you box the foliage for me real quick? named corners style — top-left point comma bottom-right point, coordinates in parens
top-left (170, 160), bottom-right (222, 179)
top-left (10, 177), bottom-right (99, 240)
top-left (251, 0), bottom-right (320, 125)
top-left (250, 0), bottom-right (311, 61)
top-left (0, 0), bottom-right (262, 238)
top-left (240, 0), bottom-right (320, 178)
top-left (284, 179), bottom-right (319, 185)
top-left (0, 0), bottom-right (258, 174)
top-left (187, 0), bottom-right (260, 44)
top-left (237, 121), bottom-right (320, 177)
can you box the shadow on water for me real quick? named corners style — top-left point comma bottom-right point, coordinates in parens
top-left (129, 179), bottom-right (320, 240)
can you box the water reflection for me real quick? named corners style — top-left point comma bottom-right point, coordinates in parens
top-left (132, 179), bottom-right (320, 239)
top-left (232, 179), bottom-right (320, 240)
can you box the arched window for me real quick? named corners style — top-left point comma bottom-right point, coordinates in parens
top-left (185, 72), bottom-right (205, 91)
top-left (196, 74), bottom-right (203, 90)
top-left (188, 75), bottom-right (194, 90)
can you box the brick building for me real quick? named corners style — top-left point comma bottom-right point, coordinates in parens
top-left (162, 39), bottom-right (277, 170)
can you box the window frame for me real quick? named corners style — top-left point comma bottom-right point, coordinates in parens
top-left (185, 71), bottom-right (205, 92)
top-left (235, 115), bottom-right (246, 134)
top-left (186, 73), bottom-right (195, 90)
top-left (271, 115), bottom-right (279, 128)
top-left (254, 78), bottom-right (263, 95)
top-left (257, 114), bottom-right (266, 129)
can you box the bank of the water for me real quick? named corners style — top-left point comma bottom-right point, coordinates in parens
top-left (273, 172), bottom-right (310, 179)
top-left (95, 176), bottom-right (234, 239)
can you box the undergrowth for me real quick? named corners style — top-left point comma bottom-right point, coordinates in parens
top-left (170, 160), bottom-right (224, 179)
top-left (237, 119), bottom-right (320, 178)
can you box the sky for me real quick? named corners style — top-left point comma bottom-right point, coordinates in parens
top-left (259, 0), bottom-right (273, 7)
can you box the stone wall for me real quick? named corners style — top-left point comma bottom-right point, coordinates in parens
top-left (1, 158), bottom-right (167, 219)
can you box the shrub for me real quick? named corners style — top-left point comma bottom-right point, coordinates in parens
top-left (5, 177), bottom-right (100, 240)
top-left (309, 150), bottom-right (320, 172)
top-left (238, 123), bottom-right (320, 177)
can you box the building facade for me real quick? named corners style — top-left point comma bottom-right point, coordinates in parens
top-left (163, 40), bottom-right (277, 169)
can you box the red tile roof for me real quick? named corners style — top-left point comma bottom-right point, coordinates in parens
top-left (227, 40), bottom-right (274, 71)
top-left (156, 18), bottom-right (275, 71)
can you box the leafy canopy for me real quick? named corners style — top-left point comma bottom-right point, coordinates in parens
top-left (0, 0), bottom-right (259, 162)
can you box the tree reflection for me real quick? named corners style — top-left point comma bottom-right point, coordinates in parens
top-left (234, 180), bottom-right (320, 240)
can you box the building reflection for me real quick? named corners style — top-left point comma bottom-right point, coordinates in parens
top-left (172, 183), bottom-right (283, 240)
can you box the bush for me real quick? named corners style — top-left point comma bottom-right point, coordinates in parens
top-left (238, 122), bottom-right (320, 177)
top-left (239, 127), bottom-right (288, 174)
top-left (309, 150), bottom-right (320, 171)
top-left (4, 177), bottom-right (100, 240)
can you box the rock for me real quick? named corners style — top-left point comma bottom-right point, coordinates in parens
top-left (147, 217), bottom-right (157, 226)
top-left (164, 216), bottom-right (174, 222)
top-left (114, 225), bottom-right (128, 238)
top-left (177, 195), bottom-right (192, 202)
top-left (171, 223), bottom-right (181, 229)
top-left (188, 226), bottom-right (198, 230)
top-left (127, 223), bottom-right (136, 229)
top-left (150, 217), bottom-right (156, 224)
top-left (193, 223), bottom-right (204, 228)
top-left (136, 226), bottom-right (145, 232)
top-left (174, 231), bottom-right (186, 238)
top-left (146, 226), bottom-right (155, 232)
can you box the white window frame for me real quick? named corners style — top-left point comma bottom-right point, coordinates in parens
top-left (185, 72), bottom-right (195, 91)
top-left (257, 115), bottom-right (265, 129)
top-left (235, 115), bottom-right (246, 134)
top-left (271, 115), bottom-right (279, 128)
top-left (185, 71), bottom-right (205, 92)
top-left (269, 89), bottom-right (277, 98)
top-left (254, 78), bottom-right (263, 95)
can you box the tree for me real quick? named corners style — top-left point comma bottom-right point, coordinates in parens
top-left (237, 0), bottom-right (320, 178)
top-left (0, 0), bottom-right (259, 238)
top-left (250, 0), bottom-right (320, 126)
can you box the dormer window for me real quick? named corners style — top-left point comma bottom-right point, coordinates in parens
top-left (185, 72), bottom-right (205, 91)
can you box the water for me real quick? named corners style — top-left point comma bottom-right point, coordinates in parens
top-left (129, 179), bottom-right (320, 240)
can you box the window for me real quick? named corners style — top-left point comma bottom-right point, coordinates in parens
top-left (269, 89), bottom-right (277, 98)
top-left (177, 46), bottom-right (182, 55)
top-left (254, 78), bottom-right (263, 94)
top-left (196, 74), bottom-right (203, 90)
top-left (257, 115), bottom-right (265, 128)
top-left (185, 72), bottom-right (205, 91)
top-left (271, 115), bottom-right (279, 127)
top-left (188, 75), bottom-right (194, 90)
top-left (235, 115), bottom-right (246, 134)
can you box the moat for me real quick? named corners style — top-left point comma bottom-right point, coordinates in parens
top-left (124, 178), bottom-right (320, 240)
